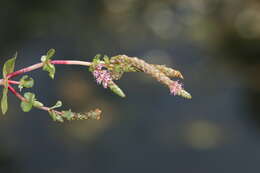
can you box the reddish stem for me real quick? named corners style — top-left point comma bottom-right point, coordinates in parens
top-left (7, 63), bottom-right (43, 79)
top-left (8, 86), bottom-right (26, 102)
top-left (7, 60), bottom-right (92, 79)
top-left (8, 80), bottom-right (20, 85)
top-left (8, 85), bottom-right (53, 112)
top-left (3, 59), bottom-right (96, 114)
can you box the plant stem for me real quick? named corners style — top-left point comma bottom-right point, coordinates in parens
top-left (8, 80), bottom-right (20, 85)
top-left (8, 85), bottom-right (26, 102)
top-left (8, 85), bottom-right (59, 113)
top-left (7, 60), bottom-right (93, 79)
top-left (0, 59), bottom-right (95, 115)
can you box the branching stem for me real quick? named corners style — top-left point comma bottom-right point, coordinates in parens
top-left (0, 51), bottom-right (190, 121)
top-left (8, 85), bottom-right (61, 114)
top-left (0, 59), bottom-right (97, 116)
top-left (7, 60), bottom-right (93, 79)
top-left (8, 85), bottom-right (26, 102)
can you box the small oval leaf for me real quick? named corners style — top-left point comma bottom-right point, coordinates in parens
top-left (1, 87), bottom-right (8, 114)
top-left (46, 49), bottom-right (55, 59)
top-left (19, 75), bottom-right (34, 91)
top-left (3, 53), bottom-right (17, 78)
top-left (21, 101), bottom-right (33, 112)
top-left (50, 100), bottom-right (62, 110)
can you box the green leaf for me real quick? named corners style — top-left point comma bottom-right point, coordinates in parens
top-left (33, 101), bottom-right (44, 107)
top-left (43, 63), bottom-right (55, 79)
top-left (20, 92), bottom-right (36, 112)
top-left (46, 49), bottom-right (55, 59)
top-left (21, 101), bottom-right (32, 112)
top-left (103, 55), bottom-right (110, 64)
top-left (1, 53), bottom-right (10, 114)
top-left (62, 110), bottom-right (73, 121)
top-left (109, 82), bottom-right (126, 98)
top-left (48, 111), bottom-right (64, 122)
top-left (19, 75), bottom-right (34, 91)
top-left (93, 54), bottom-right (101, 63)
top-left (55, 115), bottom-right (64, 123)
top-left (48, 111), bottom-right (56, 121)
top-left (24, 92), bottom-right (35, 101)
top-left (41, 49), bottom-right (56, 79)
top-left (3, 53), bottom-right (17, 78)
top-left (50, 100), bottom-right (62, 109)
top-left (1, 87), bottom-right (8, 114)
top-left (20, 92), bottom-right (44, 111)
top-left (89, 54), bottom-right (102, 72)
top-left (178, 89), bottom-right (192, 99)
top-left (114, 65), bottom-right (122, 73)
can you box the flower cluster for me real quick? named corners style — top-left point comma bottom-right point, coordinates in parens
top-left (170, 81), bottom-right (183, 96)
top-left (92, 64), bottom-right (112, 88)
top-left (109, 55), bottom-right (191, 99)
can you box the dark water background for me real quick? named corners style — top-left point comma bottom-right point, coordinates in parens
top-left (0, 0), bottom-right (260, 172)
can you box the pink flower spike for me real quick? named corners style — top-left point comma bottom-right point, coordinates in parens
top-left (170, 81), bottom-right (183, 96)
top-left (92, 64), bottom-right (112, 89)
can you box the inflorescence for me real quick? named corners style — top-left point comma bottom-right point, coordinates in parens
top-left (0, 49), bottom-right (191, 123)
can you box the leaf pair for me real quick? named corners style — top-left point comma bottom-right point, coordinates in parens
top-left (20, 92), bottom-right (43, 112)
top-left (48, 100), bottom-right (72, 122)
top-left (108, 81), bottom-right (125, 98)
top-left (48, 100), bottom-right (66, 122)
top-left (49, 111), bottom-right (64, 123)
top-left (49, 109), bottom-right (73, 123)
top-left (18, 75), bottom-right (34, 91)
top-left (89, 54), bottom-right (102, 72)
top-left (1, 53), bottom-right (17, 114)
top-left (41, 49), bottom-right (56, 79)
top-left (89, 55), bottom-right (126, 98)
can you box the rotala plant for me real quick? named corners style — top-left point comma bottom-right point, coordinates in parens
top-left (0, 49), bottom-right (191, 123)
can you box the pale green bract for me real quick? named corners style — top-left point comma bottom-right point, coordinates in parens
top-left (1, 53), bottom-right (17, 114)
top-left (41, 49), bottom-right (56, 79)
top-left (19, 75), bottom-right (34, 91)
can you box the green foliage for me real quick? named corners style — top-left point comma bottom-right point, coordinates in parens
top-left (103, 55), bottom-right (110, 64)
top-left (1, 87), bottom-right (8, 114)
top-left (48, 110), bottom-right (64, 123)
top-left (19, 75), bottom-right (34, 91)
top-left (54, 114), bottom-right (64, 122)
top-left (48, 102), bottom-right (74, 122)
top-left (33, 101), bottom-right (44, 107)
top-left (1, 54), bottom-right (17, 114)
top-left (48, 109), bottom-right (73, 122)
top-left (110, 64), bottom-right (124, 80)
top-left (62, 110), bottom-right (73, 120)
top-left (92, 54), bottom-right (101, 64)
top-left (20, 92), bottom-right (36, 112)
top-left (50, 100), bottom-right (62, 110)
top-left (41, 49), bottom-right (56, 79)
top-left (46, 48), bottom-right (55, 58)
top-left (109, 82), bottom-right (126, 98)
top-left (89, 54), bottom-right (102, 72)
top-left (20, 92), bottom-right (43, 112)
top-left (2, 53), bottom-right (17, 78)
top-left (0, 49), bottom-right (191, 122)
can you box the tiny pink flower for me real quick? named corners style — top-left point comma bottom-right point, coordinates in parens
top-left (92, 64), bottom-right (112, 88)
top-left (170, 81), bottom-right (183, 96)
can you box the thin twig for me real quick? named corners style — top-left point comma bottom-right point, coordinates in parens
top-left (8, 85), bottom-right (56, 113)
top-left (7, 60), bottom-right (93, 79)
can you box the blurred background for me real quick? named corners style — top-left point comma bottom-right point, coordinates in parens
top-left (0, 0), bottom-right (260, 172)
